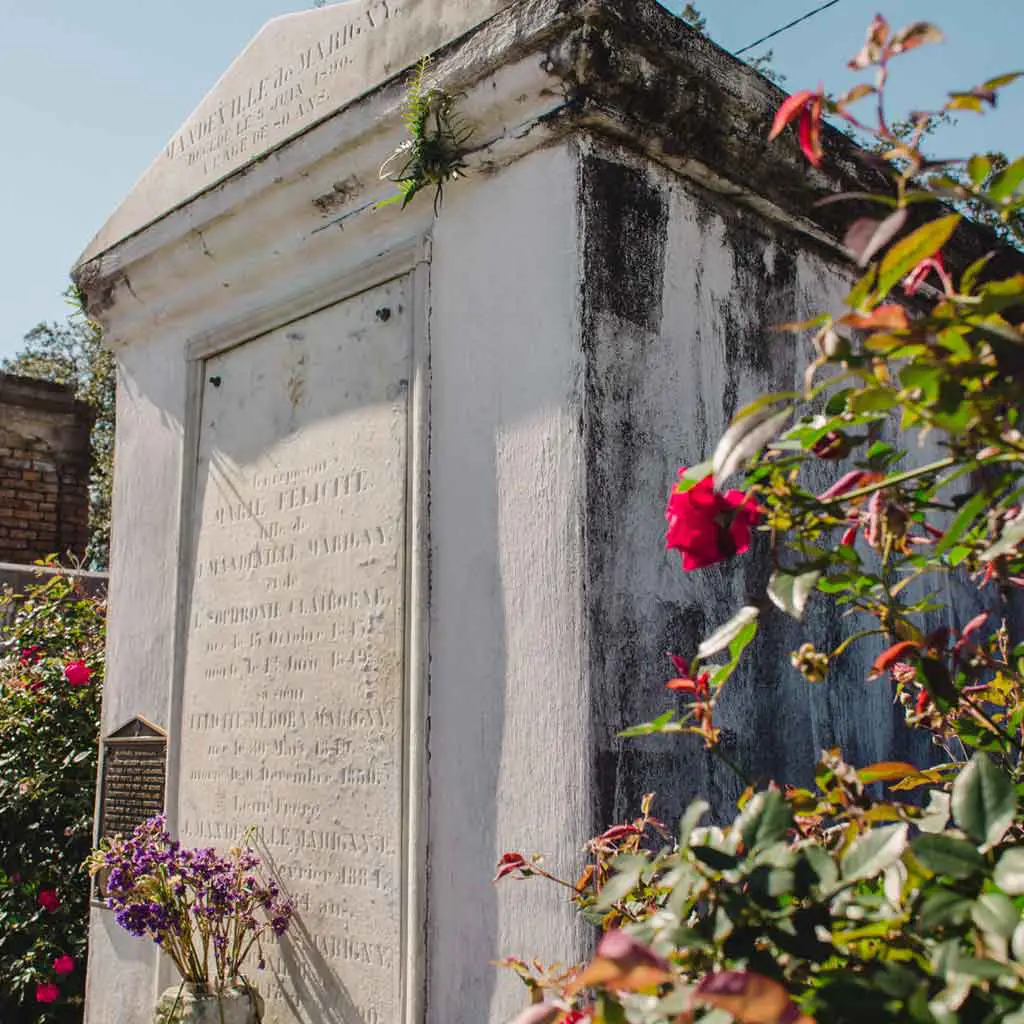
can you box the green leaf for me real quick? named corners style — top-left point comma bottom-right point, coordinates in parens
top-left (594, 855), bottom-right (646, 910)
top-left (877, 215), bottom-right (961, 297)
top-left (994, 848), bottom-right (1024, 894)
top-left (913, 790), bottom-right (950, 831)
top-left (981, 72), bottom-right (1024, 91)
top-left (845, 264), bottom-right (878, 308)
top-left (917, 889), bottom-right (972, 931)
top-left (981, 520), bottom-right (1024, 562)
top-left (619, 711), bottom-right (685, 738)
top-left (900, 363), bottom-right (943, 404)
top-left (712, 406), bottom-right (792, 484)
top-left (972, 892), bottom-right (1019, 941)
top-left (967, 154), bottom-right (992, 186)
top-left (850, 388), bottom-right (899, 413)
top-left (911, 834), bottom-right (985, 879)
top-left (842, 824), bottom-right (909, 882)
top-left (804, 844), bottom-right (838, 890)
top-left (729, 620), bottom-right (759, 662)
top-left (676, 461), bottom-right (714, 493)
top-left (698, 606), bottom-right (760, 660)
top-left (825, 389), bottom-right (853, 416)
top-left (1014, 921), bottom-right (1024, 962)
top-left (692, 846), bottom-right (739, 872)
top-left (733, 391), bottom-right (801, 424)
top-left (737, 791), bottom-right (793, 853)
top-left (679, 799), bottom-right (710, 847)
top-left (960, 256), bottom-right (993, 297)
top-left (988, 156), bottom-right (1024, 203)
top-left (952, 754), bottom-right (1016, 849)
top-left (767, 569), bottom-right (821, 620)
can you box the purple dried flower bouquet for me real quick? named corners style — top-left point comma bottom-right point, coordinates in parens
top-left (89, 816), bottom-right (293, 992)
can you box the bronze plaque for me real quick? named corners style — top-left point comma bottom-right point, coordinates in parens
top-left (98, 717), bottom-right (167, 841)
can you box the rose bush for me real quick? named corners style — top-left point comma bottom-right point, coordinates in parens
top-left (500, 16), bottom-right (1024, 1024)
top-left (0, 570), bottom-right (105, 1023)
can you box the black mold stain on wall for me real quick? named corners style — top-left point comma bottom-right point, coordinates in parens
top-left (580, 153), bottom-right (670, 836)
top-left (579, 152), bottom-right (935, 836)
top-left (582, 158), bottom-right (670, 331)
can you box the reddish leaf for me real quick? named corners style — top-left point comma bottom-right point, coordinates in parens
top-left (596, 824), bottom-right (642, 843)
top-left (667, 652), bottom-right (690, 676)
top-left (494, 852), bottom-right (528, 882)
top-left (798, 99), bottom-right (824, 167)
top-left (844, 208), bottom-right (908, 267)
top-left (890, 22), bottom-right (943, 55)
top-left (696, 971), bottom-right (815, 1024)
top-left (574, 864), bottom-right (596, 893)
top-left (960, 611), bottom-right (990, 644)
top-left (858, 761), bottom-right (924, 783)
top-left (842, 305), bottom-right (910, 331)
top-left (508, 1004), bottom-right (563, 1024)
top-left (769, 90), bottom-right (817, 141)
top-left (848, 14), bottom-right (890, 68)
top-left (836, 83), bottom-right (876, 107)
top-left (817, 470), bottom-right (882, 502)
top-left (571, 931), bottom-right (673, 994)
top-left (869, 641), bottom-right (921, 680)
top-left (867, 13), bottom-right (890, 48)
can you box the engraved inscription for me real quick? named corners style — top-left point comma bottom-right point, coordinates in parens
top-left (164, 1), bottom-right (398, 177)
top-left (99, 743), bottom-right (167, 841)
top-left (178, 277), bottom-right (411, 1024)
top-left (85, 0), bottom-right (519, 259)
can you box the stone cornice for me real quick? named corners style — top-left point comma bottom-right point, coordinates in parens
top-left (74, 0), bottom-right (1022, 342)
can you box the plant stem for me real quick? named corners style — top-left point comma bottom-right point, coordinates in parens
top-left (819, 457), bottom-right (956, 507)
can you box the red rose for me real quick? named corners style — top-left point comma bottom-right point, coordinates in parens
top-left (36, 982), bottom-right (60, 1004)
top-left (19, 646), bottom-right (41, 665)
top-left (53, 955), bottom-right (75, 976)
top-left (37, 888), bottom-right (61, 912)
top-left (665, 473), bottom-right (759, 571)
top-left (63, 660), bottom-right (91, 687)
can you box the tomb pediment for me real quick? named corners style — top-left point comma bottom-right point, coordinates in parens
top-left (80, 0), bottom-right (515, 262)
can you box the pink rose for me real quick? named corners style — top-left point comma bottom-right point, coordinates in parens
top-left (63, 660), bottom-right (92, 687)
top-left (665, 472), bottom-right (760, 572)
top-left (37, 888), bottom-right (60, 912)
top-left (36, 982), bottom-right (60, 1004)
top-left (53, 955), bottom-right (75, 976)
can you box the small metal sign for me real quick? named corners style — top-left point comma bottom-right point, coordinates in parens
top-left (97, 716), bottom-right (167, 842)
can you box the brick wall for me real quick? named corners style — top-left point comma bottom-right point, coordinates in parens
top-left (0, 374), bottom-right (92, 563)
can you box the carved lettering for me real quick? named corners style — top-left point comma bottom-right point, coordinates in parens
top-left (164, 1), bottom-right (396, 169)
top-left (177, 280), bottom-right (410, 1023)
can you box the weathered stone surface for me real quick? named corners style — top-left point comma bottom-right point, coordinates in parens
top-left (154, 985), bottom-right (263, 1024)
top-left (177, 277), bottom-right (411, 1024)
top-left (82, 0), bottom-right (515, 261)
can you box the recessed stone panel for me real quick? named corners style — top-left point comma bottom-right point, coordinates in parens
top-left (178, 276), bottom-right (412, 1024)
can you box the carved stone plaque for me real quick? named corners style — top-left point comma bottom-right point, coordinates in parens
top-left (98, 717), bottom-right (167, 841)
top-left (80, 0), bottom-right (516, 261)
top-left (177, 276), bottom-right (411, 1024)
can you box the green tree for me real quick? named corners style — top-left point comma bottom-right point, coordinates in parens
top-left (4, 289), bottom-right (114, 569)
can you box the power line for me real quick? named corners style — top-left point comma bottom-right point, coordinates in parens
top-left (734, 0), bottom-right (843, 56)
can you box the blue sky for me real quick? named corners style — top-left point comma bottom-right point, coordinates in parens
top-left (0, 0), bottom-right (1019, 360)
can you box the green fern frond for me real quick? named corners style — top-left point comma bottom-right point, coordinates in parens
top-left (378, 55), bottom-right (472, 215)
